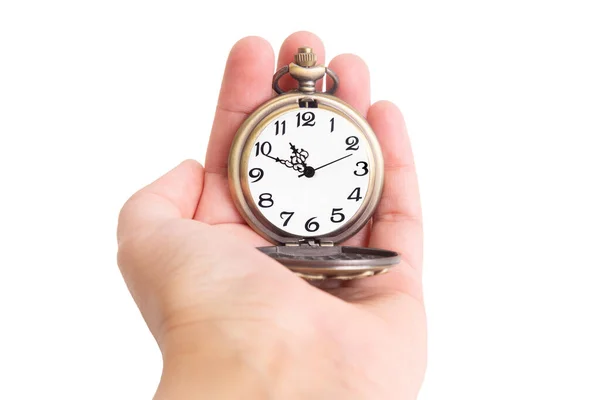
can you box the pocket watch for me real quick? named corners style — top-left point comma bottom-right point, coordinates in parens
top-left (228, 47), bottom-right (400, 280)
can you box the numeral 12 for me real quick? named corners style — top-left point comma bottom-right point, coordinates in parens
top-left (296, 112), bottom-right (315, 127)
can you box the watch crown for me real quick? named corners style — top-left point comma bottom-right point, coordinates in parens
top-left (294, 47), bottom-right (317, 67)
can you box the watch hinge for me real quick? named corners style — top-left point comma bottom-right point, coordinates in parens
top-left (299, 98), bottom-right (319, 108)
top-left (285, 239), bottom-right (334, 247)
top-left (318, 240), bottom-right (334, 247)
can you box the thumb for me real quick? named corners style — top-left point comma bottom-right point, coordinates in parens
top-left (116, 159), bottom-right (205, 339)
top-left (117, 159), bottom-right (205, 243)
top-left (116, 160), bottom-right (301, 343)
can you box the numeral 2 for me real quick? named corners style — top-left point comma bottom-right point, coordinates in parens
top-left (345, 136), bottom-right (359, 151)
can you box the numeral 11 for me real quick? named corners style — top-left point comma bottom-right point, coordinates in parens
top-left (275, 120), bottom-right (286, 135)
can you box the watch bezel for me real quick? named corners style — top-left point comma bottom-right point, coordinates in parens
top-left (228, 92), bottom-right (384, 245)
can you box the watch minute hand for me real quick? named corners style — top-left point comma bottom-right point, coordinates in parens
top-left (314, 153), bottom-right (353, 171)
top-left (298, 153), bottom-right (352, 177)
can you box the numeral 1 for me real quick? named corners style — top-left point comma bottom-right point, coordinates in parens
top-left (330, 117), bottom-right (334, 132)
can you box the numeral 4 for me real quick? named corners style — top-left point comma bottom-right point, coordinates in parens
top-left (347, 187), bottom-right (363, 202)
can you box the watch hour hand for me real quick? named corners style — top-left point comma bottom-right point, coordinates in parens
top-left (285, 143), bottom-right (311, 173)
top-left (264, 154), bottom-right (291, 167)
top-left (264, 143), bottom-right (311, 172)
top-left (289, 143), bottom-right (309, 165)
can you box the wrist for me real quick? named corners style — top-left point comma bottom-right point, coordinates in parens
top-left (154, 321), bottom-right (285, 400)
top-left (155, 354), bottom-right (269, 400)
top-left (151, 310), bottom-right (384, 399)
top-left (154, 326), bottom-right (375, 400)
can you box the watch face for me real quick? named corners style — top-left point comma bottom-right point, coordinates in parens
top-left (245, 107), bottom-right (372, 237)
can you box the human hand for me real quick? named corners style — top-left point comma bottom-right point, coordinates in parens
top-left (117, 31), bottom-right (426, 400)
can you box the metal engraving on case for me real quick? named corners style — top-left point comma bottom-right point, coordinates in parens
top-left (259, 246), bottom-right (400, 265)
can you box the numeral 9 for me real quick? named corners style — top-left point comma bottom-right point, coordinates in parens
top-left (249, 168), bottom-right (264, 183)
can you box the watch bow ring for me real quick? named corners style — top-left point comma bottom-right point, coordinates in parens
top-left (228, 47), bottom-right (401, 280)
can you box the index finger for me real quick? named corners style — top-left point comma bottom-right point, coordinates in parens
top-left (204, 36), bottom-right (275, 175)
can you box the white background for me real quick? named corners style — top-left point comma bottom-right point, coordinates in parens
top-left (1, 1), bottom-right (599, 399)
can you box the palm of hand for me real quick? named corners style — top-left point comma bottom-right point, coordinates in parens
top-left (117, 32), bottom-right (426, 400)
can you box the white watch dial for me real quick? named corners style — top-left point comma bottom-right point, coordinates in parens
top-left (246, 107), bottom-right (371, 237)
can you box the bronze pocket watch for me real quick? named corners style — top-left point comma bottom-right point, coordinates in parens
top-left (228, 47), bottom-right (400, 280)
